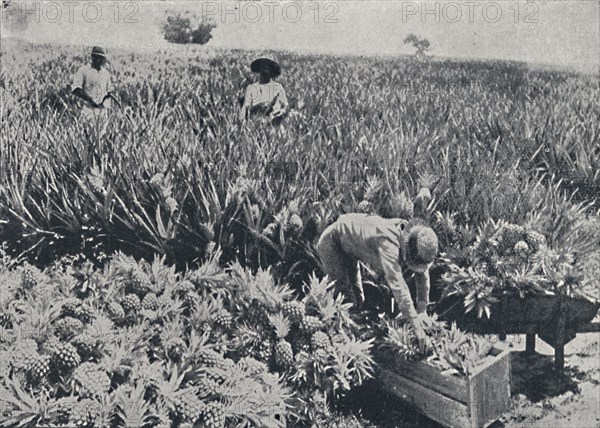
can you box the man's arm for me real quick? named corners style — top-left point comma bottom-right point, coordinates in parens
top-left (239, 85), bottom-right (253, 121)
top-left (378, 241), bottom-right (418, 321)
top-left (72, 88), bottom-right (101, 108)
top-left (414, 269), bottom-right (431, 314)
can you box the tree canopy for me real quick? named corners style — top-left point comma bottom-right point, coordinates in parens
top-left (162, 11), bottom-right (216, 45)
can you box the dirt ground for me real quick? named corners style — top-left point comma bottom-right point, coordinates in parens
top-left (499, 330), bottom-right (600, 428)
top-left (341, 316), bottom-right (600, 428)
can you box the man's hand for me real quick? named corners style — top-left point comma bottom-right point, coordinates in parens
top-left (410, 313), bottom-right (433, 352)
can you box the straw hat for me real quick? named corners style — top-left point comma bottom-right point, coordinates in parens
top-left (250, 58), bottom-right (281, 77)
top-left (406, 225), bottom-right (438, 266)
top-left (91, 46), bottom-right (107, 58)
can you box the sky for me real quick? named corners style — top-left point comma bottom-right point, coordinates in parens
top-left (1, 0), bottom-right (599, 71)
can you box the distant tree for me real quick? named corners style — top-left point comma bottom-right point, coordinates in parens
top-left (161, 11), bottom-right (216, 45)
top-left (404, 34), bottom-right (431, 61)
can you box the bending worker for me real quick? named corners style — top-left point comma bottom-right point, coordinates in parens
top-left (317, 213), bottom-right (438, 337)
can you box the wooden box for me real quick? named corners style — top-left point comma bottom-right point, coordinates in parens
top-left (376, 347), bottom-right (510, 428)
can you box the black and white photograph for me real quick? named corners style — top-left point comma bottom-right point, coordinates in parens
top-left (0, 1), bottom-right (598, 427)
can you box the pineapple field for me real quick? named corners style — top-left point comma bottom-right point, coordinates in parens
top-left (1, 39), bottom-right (599, 427)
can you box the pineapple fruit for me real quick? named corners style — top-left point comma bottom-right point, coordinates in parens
top-left (121, 294), bottom-right (141, 313)
top-left (281, 301), bottom-right (304, 323)
top-left (69, 398), bottom-right (102, 428)
top-left (73, 362), bottom-right (111, 397)
top-left (54, 316), bottom-right (85, 340)
top-left (141, 292), bottom-right (159, 311)
top-left (9, 339), bottom-right (39, 371)
top-left (173, 388), bottom-right (205, 423)
top-left (28, 355), bottom-right (51, 382)
top-left (200, 401), bottom-right (226, 428)
top-left (72, 333), bottom-right (98, 355)
top-left (128, 269), bottom-right (152, 296)
top-left (61, 298), bottom-right (81, 318)
top-left (214, 311), bottom-right (233, 330)
top-left (52, 342), bottom-right (81, 370)
top-left (255, 339), bottom-right (274, 365)
top-left (525, 230), bottom-right (546, 251)
top-left (107, 301), bottom-right (125, 320)
top-left (74, 304), bottom-right (95, 324)
top-left (236, 357), bottom-right (267, 376)
top-left (300, 315), bottom-right (323, 334)
top-left (21, 265), bottom-right (41, 290)
top-left (198, 349), bottom-right (227, 369)
top-left (196, 372), bottom-right (222, 398)
top-left (269, 313), bottom-right (294, 368)
top-left (246, 303), bottom-right (270, 329)
top-left (310, 331), bottom-right (331, 352)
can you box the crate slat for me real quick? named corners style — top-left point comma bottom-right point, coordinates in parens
top-left (377, 347), bottom-right (511, 428)
top-left (379, 367), bottom-right (472, 428)
top-left (379, 355), bottom-right (470, 403)
top-left (468, 349), bottom-right (511, 428)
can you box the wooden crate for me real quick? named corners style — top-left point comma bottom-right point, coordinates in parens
top-left (376, 347), bottom-right (510, 428)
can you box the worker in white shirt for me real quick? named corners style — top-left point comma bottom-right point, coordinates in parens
top-left (317, 213), bottom-right (438, 344)
top-left (72, 46), bottom-right (115, 127)
top-left (239, 58), bottom-right (288, 123)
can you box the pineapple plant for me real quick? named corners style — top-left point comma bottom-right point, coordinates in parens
top-left (200, 401), bottom-right (226, 428)
top-left (230, 323), bottom-right (263, 359)
top-left (282, 300), bottom-right (305, 323)
top-left (52, 342), bottom-right (81, 370)
top-left (115, 383), bottom-right (155, 428)
top-left (72, 332), bottom-right (98, 355)
top-left (270, 313), bottom-right (294, 369)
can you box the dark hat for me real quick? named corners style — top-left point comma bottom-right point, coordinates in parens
top-left (91, 46), bottom-right (107, 57)
top-left (250, 58), bottom-right (281, 77)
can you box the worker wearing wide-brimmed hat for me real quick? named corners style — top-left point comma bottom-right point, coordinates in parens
top-left (72, 46), bottom-right (115, 124)
top-left (239, 57), bottom-right (288, 123)
top-left (317, 212), bottom-right (438, 342)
